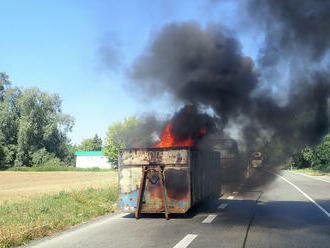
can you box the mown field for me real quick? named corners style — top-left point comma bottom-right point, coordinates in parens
top-left (0, 171), bottom-right (118, 248)
top-left (0, 171), bottom-right (117, 202)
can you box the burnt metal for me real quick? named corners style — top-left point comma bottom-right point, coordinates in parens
top-left (135, 165), bottom-right (170, 219)
top-left (158, 166), bottom-right (169, 219)
top-left (119, 147), bottom-right (221, 218)
top-left (147, 169), bottom-right (159, 184)
top-left (135, 165), bottom-right (147, 219)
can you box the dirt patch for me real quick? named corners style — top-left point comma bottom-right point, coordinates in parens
top-left (0, 171), bottom-right (118, 203)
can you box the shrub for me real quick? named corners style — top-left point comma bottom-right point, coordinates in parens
top-left (312, 142), bottom-right (330, 168)
top-left (292, 147), bottom-right (313, 169)
top-left (31, 148), bottom-right (66, 167)
top-left (292, 134), bottom-right (330, 171)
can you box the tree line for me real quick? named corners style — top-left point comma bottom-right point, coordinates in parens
top-left (291, 134), bottom-right (330, 172)
top-left (0, 73), bottom-right (75, 168)
top-left (0, 73), bottom-right (147, 169)
top-left (2, 72), bottom-right (328, 170)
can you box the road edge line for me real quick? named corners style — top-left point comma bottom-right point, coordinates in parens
top-left (272, 171), bottom-right (330, 219)
top-left (288, 170), bottom-right (330, 184)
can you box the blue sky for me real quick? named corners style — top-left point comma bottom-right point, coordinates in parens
top-left (0, 0), bottom-right (261, 144)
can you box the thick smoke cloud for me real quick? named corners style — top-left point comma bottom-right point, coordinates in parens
top-left (167, 105), bottom-right (216, 146)
top-left (245, 0), bottom-right (330, 154)
top-left (247, 0), bottom-right (330, 65)
top-left (130, 22), bottom-right (258, 127)
top-left (128, 20), bottom-right (330, 167)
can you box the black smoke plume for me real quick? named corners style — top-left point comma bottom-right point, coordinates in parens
top-left (128, 20), bottom-right (330, 170)
top-left (165, 105), bottom-right (216, 146)
top-left (130, 22), bottom-right (258, 127)
top-left (247, 0), bottom-right (330, 66)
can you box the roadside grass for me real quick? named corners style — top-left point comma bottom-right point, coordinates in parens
top-left (4, 166), bottom-right (116, 172)
top-left (292, 167), bottom-right (330, 176)
top-left (0, 186), bottom-right (118, 248)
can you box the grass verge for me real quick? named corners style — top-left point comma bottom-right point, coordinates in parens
top-left (292, 168), bottom-right (330, 176)
top-left (4, 166), bottom-right (116, 172)
top-left (0, 186), bottom-right (118, 248)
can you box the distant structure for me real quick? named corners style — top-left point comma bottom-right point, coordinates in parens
top-left (75, 148), bottom-right (114, 169)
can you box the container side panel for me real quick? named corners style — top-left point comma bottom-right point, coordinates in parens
top-left (118, 148), bottom-right (193, 214)
top-left (119, 166), bottom-right (142, 194)
top-left (119, 149), bottom-right (189, 165)
top-left (191, 150), bottom-right (221, 206)
top-left (165, 167), bottom-right (191, 213)
top-left (119, 190), bottom-right (139, 212)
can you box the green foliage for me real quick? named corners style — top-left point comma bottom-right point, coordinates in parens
top-left (61, 144), bottom-right (78, 166)
top-left (0, 73), bottom-right (74, 168)
top-left (292, 147), bottom-right (313, 168)
top-left (78, 134), bottom-right (102, 151)
top-left (0, 186), bottom-right (118, 248)
top-left (291, 133), bottom-right (330, 170)
top-left (31, 148), bottom-right (54, 166)
top-left (0, 144), bottom-right (5, 168)
top-left (312, 134), bottom-right (330, 169)
top-left (0, 72), bottom-right (11, 101)
top-left (104, 116), bottom-right (153, 167)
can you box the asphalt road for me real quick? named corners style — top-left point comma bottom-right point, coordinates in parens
top-left (24, 170), bottom-right (330, 248)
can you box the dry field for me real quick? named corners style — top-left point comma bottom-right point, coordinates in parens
top-left (0, 171), bottom-right (118, 203)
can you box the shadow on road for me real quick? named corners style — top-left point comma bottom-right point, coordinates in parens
top-left (122, 197), bottom-right (223, 219)
top-left (122, 196), bottom-right (330, 237)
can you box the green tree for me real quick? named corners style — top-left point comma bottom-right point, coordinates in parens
top-left (0, 143), bottom-right (5, 168)
top-left (0, 72), bottom-right (11, 101)
top-left (312, 133), bottom-right (330, 169)
top-left (0, 74), bottom-right (20, 167)
top-left (62, 143), bottom-right (78, 166)
top-left (0, 74), bottom-right (74, 168)
top-left (79, 134), bottom-right (103, 151)
top-left (292, 147), bottom-right (313, 169)
top-left (291, 133), bottom-right (330, 170)
top-left (14, 87), bottom-right (74, 166)
top-left (104, 117), bottom-right (153, 167)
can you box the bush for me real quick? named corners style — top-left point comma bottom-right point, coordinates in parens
top-left (31, 148), bottom-right (66, 167)
top-left (292, 134), bottom-right (330, 171)
top-left (31, 148), bottom-right (52, 165)
top-left (0, 144), bottom-right (5, 168)
top-left (312, 142), bottom-right (330, 168)
top-left (292, 147), bottom-right (313, 169)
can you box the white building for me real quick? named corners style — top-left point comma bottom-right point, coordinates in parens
top-left (75, 150), bottom-right (114, 169)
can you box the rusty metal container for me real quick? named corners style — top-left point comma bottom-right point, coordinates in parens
top-left (118, 147), bottom-right (220, 216)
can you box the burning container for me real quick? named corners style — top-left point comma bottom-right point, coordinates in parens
top-left (118, 147), bottom-right (220, 219)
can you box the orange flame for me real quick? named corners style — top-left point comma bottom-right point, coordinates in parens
top-left (153, 105), bottom-right (209, 148)
top-left (153, 123), bottom-right (195, 147)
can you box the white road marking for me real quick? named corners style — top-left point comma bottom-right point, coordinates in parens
top-left (274, 172), bottom-right (330, 219)
top-left (218, 203), bottom-right (228, 210)
top-left (227, 196), bottom-right (235, 199)
top-left (289, 170), bottom-right (330, 184)
top-left (233, 191), bottom-right (239, 194)
top-left (202, 214), bottom-right (217, 223)
top-left (173, 234), bottom-right (198, 248)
